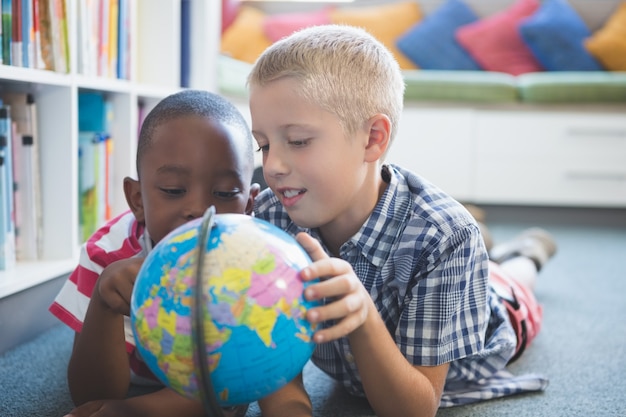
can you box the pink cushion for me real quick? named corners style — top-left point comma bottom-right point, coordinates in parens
top-left (455, 0), bottom-right (543, 75)
top-left (222, 0), bottom-right (241, 34)
top-left (262, 7), bottom-right (333, 43)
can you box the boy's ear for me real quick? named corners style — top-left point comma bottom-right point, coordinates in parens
top-left (246, 183), bottom-right (262, 215)
top-left (124, 177), bottom-right (145, 223)
top-left (364, 113), bottom-right (391, 162)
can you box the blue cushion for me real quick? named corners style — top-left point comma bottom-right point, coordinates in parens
top-left (519, 0), bottom-right (602, 71)
top-left (396, 0), bottom-right (481, 70)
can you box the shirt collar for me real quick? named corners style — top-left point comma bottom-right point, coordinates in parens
top-left (340, 164), bottom-right (412, 267)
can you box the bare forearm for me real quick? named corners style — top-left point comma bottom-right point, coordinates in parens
top-left (258, 374), bottom-right (312, 417)
top-left (349, 305), bottom-right (444, 417)
top-left (68, 290), bottom-right (130, 404)
top-left (124, 388), bottom-right (206, 417)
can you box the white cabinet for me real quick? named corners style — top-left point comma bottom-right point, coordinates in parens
top-left (0, 0), bottom-right (221, 298)
top-left (387, 106), bottom-right (475, 200)
top-left (473, 110), bottom-right (626, 207)
top-left (389, 105), bottom-right (626, 207)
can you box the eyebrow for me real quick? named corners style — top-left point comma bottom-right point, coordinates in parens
top-left (252, 123), bottom-right (317, 138)
top-left (156, 164), bottom-right (190, 175)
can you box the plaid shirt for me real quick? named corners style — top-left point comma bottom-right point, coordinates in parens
top-left (254, 164), bottom-right (548, 406)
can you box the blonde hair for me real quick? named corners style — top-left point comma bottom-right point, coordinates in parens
top-left (247, 25), bottom-right (405, 143)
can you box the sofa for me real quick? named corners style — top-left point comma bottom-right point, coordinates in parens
top-left (217, 0), bottom-right (626, 208)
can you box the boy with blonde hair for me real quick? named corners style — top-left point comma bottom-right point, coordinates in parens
top-left (249, 25), bottom-right (551, 417)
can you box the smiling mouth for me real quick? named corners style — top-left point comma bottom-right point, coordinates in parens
top-left (283, 189), bottom-right (304, 198)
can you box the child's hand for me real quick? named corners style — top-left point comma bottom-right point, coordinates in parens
top-left (95, 258), bottom-right (144, 317)
top-left (296, 232), bottom-right (373, 343)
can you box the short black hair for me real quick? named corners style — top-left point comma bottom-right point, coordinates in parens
top-left (137, 89), bottom-right (253, 173)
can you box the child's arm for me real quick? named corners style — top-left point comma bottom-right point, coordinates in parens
top-left (64, 388), bottom-right (206, 417)
top-left (297, 233), bottom-right (447, 417)
top-left (257, 373), bottom-right (313, 417)
top-left (67, 257), bottom-right (143, 404)
top-left (65, 258), bottom-right (211, 417)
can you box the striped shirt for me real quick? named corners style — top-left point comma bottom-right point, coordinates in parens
top-left (254, 164), bottom-right (548, 406)
top-left (49, 211), bottom-right (156, 380)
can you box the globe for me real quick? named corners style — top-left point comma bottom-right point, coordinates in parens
top-left (130, 208), bottom-right (318, 410)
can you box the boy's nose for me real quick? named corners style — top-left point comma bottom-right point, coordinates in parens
top-left (184, 194), bottom-right (213, 220)
top-left (263, 147), bottom-right (288, 178)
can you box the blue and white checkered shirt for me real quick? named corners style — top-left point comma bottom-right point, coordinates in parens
top-left (254, 164), bottom-right (548, 406)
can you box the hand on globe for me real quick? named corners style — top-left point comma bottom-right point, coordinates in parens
top-left (296, 232), bottom-right (373, 344)
top-left (96, 257), bottom-right (144, 316)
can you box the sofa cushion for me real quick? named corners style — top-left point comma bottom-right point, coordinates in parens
top-left (585, 2), bottom-right (626, 71)
top-left (330, 1), bottom-right (422, 70)
top-left (396, 0), bottom-right (481, 70)
top-left (221, 6), bottom-right (273, 64)
top-left (519, 0), bottom-right (602, 71)
top-left (262, 7), bottom-right (333, 43)
top-left (455, 0), bottom-right (543, 75)
top-left (222, 0), bottom-right (241, 34)
top-left (518, 72), bottom-right (626, 103)
top-left (403, 70), bottom-right (519, 102)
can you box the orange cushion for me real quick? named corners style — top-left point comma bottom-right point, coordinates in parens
top-left (263, 7), bottom-right (334, 43)
top-left (585, 2), bottom-right (626, 71)
top-left (330, 2), bottom-right (422, 70)
top-left (221, 6), bottom-right (273, 64)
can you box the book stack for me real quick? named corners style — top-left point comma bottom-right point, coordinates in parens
top-left (0, 92), bottom-right (42, 269)
top-left (77, 0), bottom-right (131, 79)
top-left (78, 91), bottom-right (114, 243)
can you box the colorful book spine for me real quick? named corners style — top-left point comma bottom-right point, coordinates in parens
top-left (31, 0), bottom-right (44, 69)
top-left (98, 0), bottom-right (109, 77)
top-left (1, 0), bottom-right (11, 65)
top-left (0, 106), bottom-right (16, 270)
top-left (11, 0), bottom-right (22, 67)
top-left (20, 0), bottom-right (30, 67)
top-left (116, 0), bottom-right (129, 79)
top-left (107, 0), bottom-right (117, 78)
top-left (36, 0), bottom-right (53, 70)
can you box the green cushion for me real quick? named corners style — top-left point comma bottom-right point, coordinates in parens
top-left (402, 70), bottom-right (519, 102)
top-left (218, 55), bottom-right (252, 98)
top-left (518, 71), bottom-right (626, 103)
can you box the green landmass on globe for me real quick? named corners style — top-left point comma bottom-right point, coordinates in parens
top-left (130, 213), bottom-right (319, 407)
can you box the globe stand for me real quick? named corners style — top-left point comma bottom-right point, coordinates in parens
top-left (192, 206), bottom-right (225, 417)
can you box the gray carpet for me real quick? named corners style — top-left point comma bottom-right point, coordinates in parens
top-left (1, 206), bottom-right (625, 417)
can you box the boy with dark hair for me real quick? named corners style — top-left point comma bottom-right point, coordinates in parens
top-left (50, 90), bottom-right (259, 417)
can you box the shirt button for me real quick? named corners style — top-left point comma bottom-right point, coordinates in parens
top-left (345, 352), bottom-right (354, 363)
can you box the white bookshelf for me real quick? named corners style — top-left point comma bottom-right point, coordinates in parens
top-left (0, 0), bottom-right (222, 299)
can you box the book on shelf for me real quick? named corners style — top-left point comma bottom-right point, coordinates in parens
top-left (1, 0), bottom-right (11, 66)
top-left (78, 91), bottom-right (114, 242)
top-left (180, 0), bottom-right (190, 88)
top-left (0, 105), bottom-right (16, 270)
top-left (1, 92), bottom-right (42, 261)
top-left (107, 0), bottom-right (118, 78)
top-left (79, 131), bottom-right (110, 242)
top-left (116, 0), bottom-right (129, 79)
top-left (48, 0), bottom-right (68, 73)
top-left (31, 0), bottom-right (45, 69)
top-left (0, 0), bottom-right (3, 64)
top-left (11, 0), bottom-right (22, 67)
top-left (20, 0), bottom-right (30, 68)
top-left (37, 0), bottom-right (53, 70)
top-left (77, 0), bottom-right (98, 76)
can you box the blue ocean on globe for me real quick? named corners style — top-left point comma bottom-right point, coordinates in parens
top-left (130, 213), bottom-right (319, 406)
